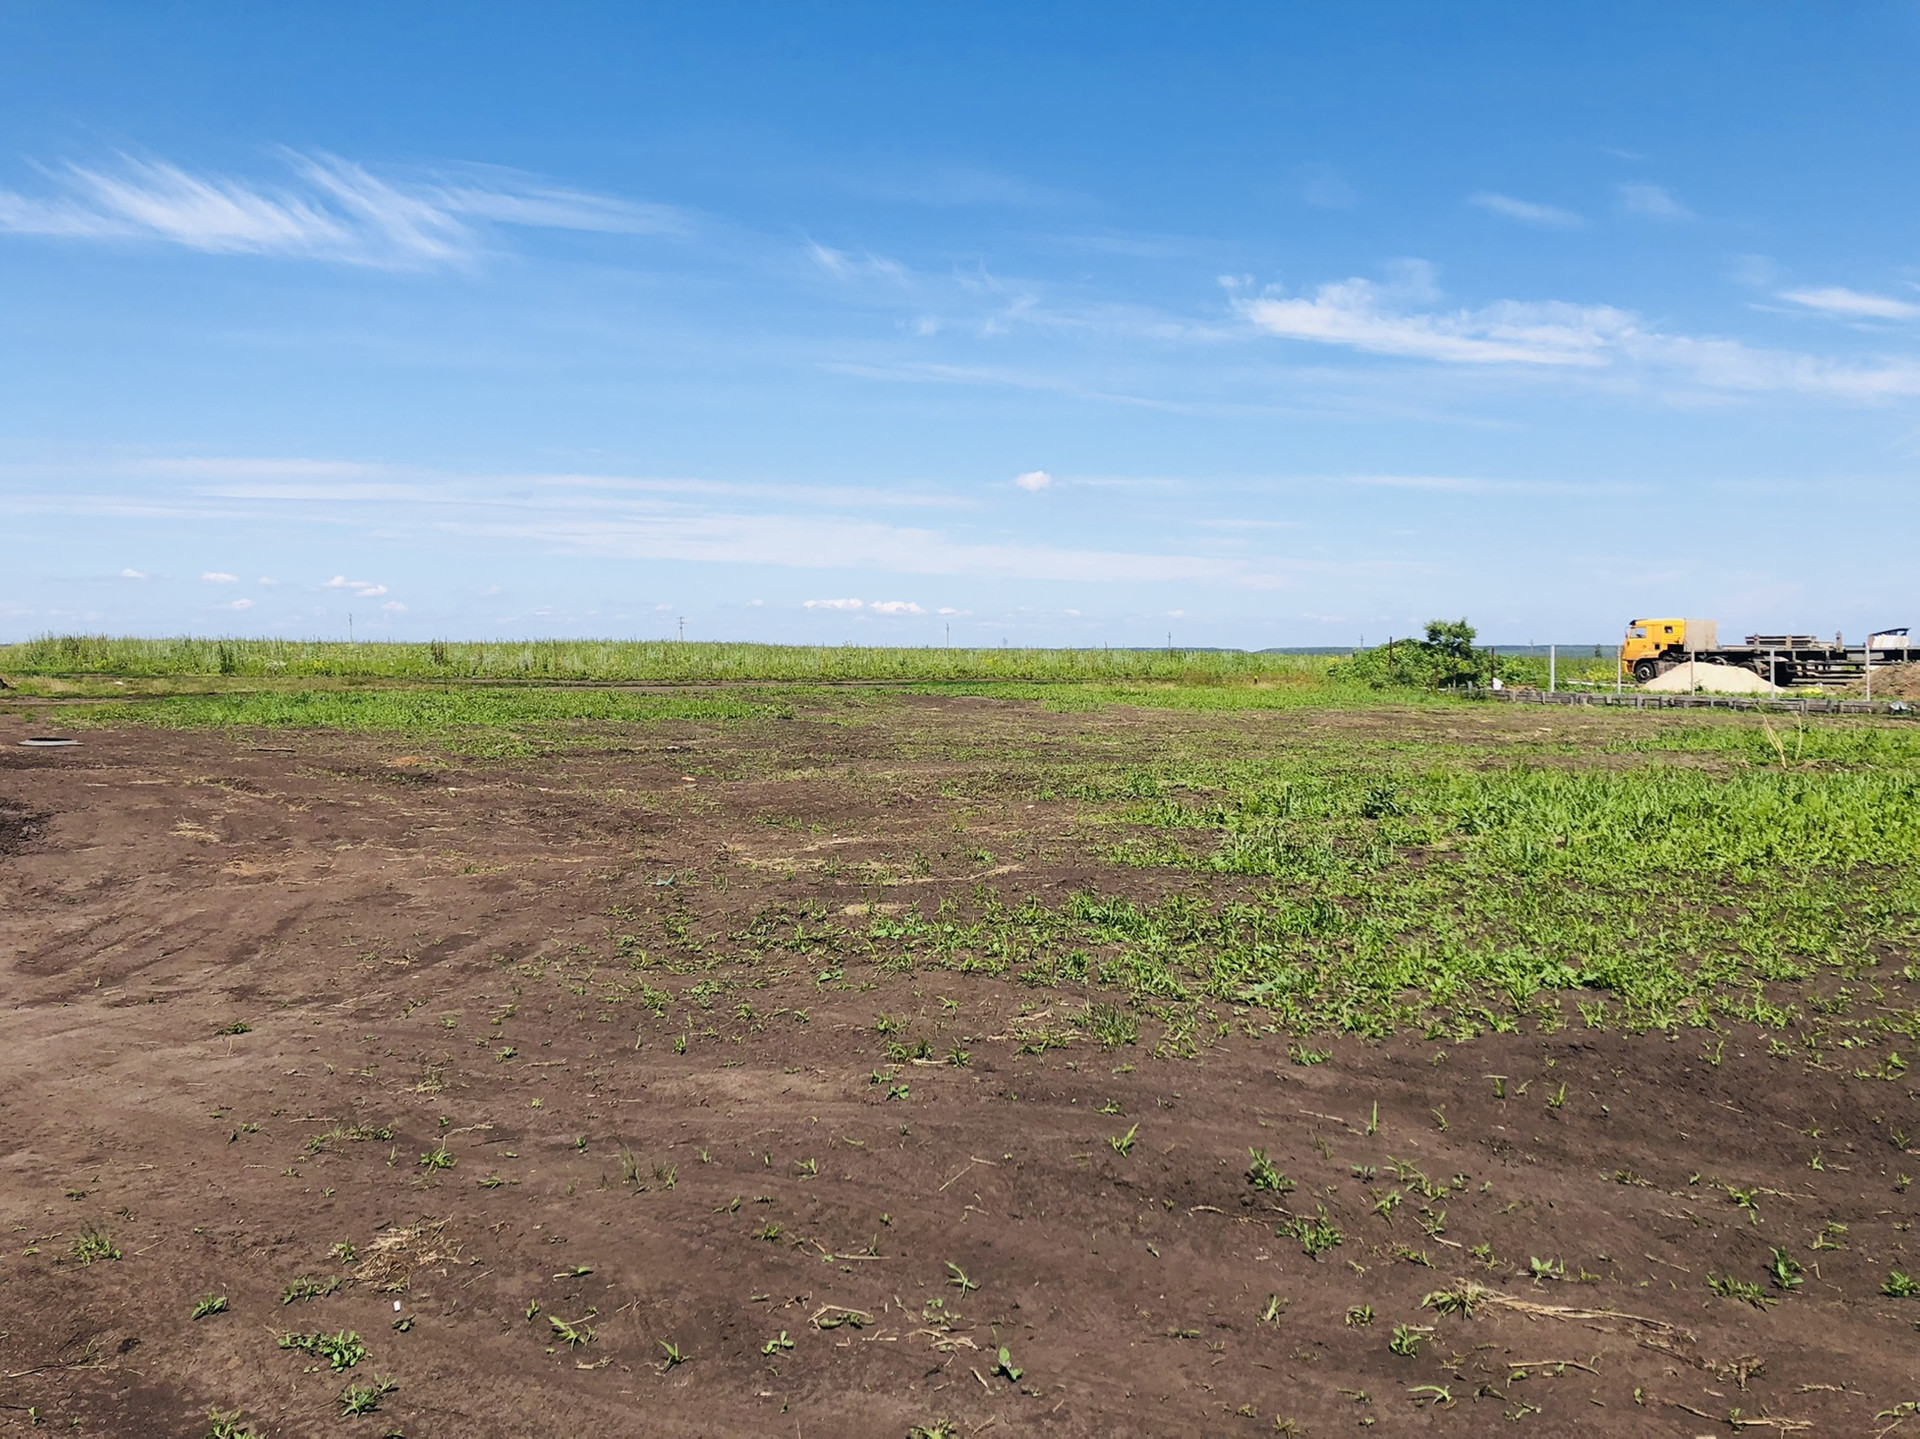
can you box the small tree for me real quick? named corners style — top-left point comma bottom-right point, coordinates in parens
top-left (1333, 618), bottom-right (1485, 690)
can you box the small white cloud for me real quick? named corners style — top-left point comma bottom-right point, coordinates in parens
top-left (202, 570), bottom-right (238, 583)
top-left (322, 574), bottom-right (386, 596)
top-left (120, 568), bottom-right (146, 580)
top-left (937, 606), bottom-right (960, 615)
top-left (380, 600), bottom-right (407, 612)
top-left (1065, 608), bottom-right (1081, 616)
top-left (227, 597), bottom-right (254, 611)
top-left (1467, 192), bottom-right (1584, 229)
top-left (1014, 469), bottom-right (1053, 492)
top-left (1167, 609), bottom-right (1186, 618)
top-left (870, 600), bottom-right (924, 615)
top-left (1618, 183), bottom-right (1693, 220)
top-left (746, 598), bottom-right (764, 607)
top-left (484, 584), bottom-right (504, 596)
top-left (257, 576), bottom-right (277, 586)
top-left (804, 598), bottom-right (864, 610)
top-left (1778, 286), bottom-right (1920, 321)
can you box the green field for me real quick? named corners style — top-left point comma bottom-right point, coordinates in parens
top-left (6, 636), bottom-right (1913, 1052)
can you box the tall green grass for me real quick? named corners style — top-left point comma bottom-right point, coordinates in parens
top-left (0, 634), bottom-right (1341, 685)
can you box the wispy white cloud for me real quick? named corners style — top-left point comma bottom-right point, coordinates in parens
top-left (226, 597), bottom-right (254, 611)
top-left (1467, 192), bottom-right (1584, 229)
top-left (1778, 286), bottom-right (1920, 322)
top-left (0, 151), bottom-right (687, 268)
top-left (807, 241), bottom-right (910, 285)
top-left (1013, 469), bottom-right (1053, 492)
top-left (1238, 269), bottom-right (1630, 366)
top-left (201, 570), bottom-right (238, 583)
top-left (1237, 265), bottom-right (1920, 400)
top-left (1617, 182), bottom-right (1693, 220)
top-left (804, 597), bottom-right (864, 610)
top-left (120, 567), bottom-right (146, 579)
top-left (869, 600), bottom-right (924, 614)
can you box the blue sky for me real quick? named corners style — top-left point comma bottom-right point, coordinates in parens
top-left (2, 3), bottom-right (1916, 648)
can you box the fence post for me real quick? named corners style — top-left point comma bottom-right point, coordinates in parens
top-left (1548, 643), bottom-right (1556, 695)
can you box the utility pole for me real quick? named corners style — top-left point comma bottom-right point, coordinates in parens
top-left (1549, 643), bottom-right (1556, 695)
top-left (677, 616), bottom-right (685, 643)
top-left (348, 612), bottom-right (354, 643)
top-left (945, 622), bottom-right (950, 649)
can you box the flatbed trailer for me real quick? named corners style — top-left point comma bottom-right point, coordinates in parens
top-left (1622, 618), bottom-right (1914, 685)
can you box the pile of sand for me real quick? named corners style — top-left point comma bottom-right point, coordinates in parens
top-left (1642, 661), bottom-right (1771, 694)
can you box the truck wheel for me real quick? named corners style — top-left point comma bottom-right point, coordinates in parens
top-left (1632, 659), bottom-right (1659, 683)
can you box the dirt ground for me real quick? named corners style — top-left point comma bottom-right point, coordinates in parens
top-left (1, 698), bottom-right (1917, 1438)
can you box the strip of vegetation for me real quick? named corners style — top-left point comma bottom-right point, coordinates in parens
top-left (54, 687), bottom-right (790, 754)
top-left (4, 634), bottom-right (1348, 685)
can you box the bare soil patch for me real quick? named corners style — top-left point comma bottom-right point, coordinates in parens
top-left (0, 699), bottom-right (1915, 1437)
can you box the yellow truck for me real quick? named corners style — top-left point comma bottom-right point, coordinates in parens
top-left (1621, 618), bottom-right (1911, 685)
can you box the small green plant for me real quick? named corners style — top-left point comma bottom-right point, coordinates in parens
top-left (658, 1339), bottom-right (687, 1369)
top-left (1388, 1324), bottom-right (1425, 1357)
top-left (946, 1261), bottom-right (979, 1294)
top-left (191, 1293), bottom-right (230, 1320)
top-left (550, 1310), bottom-right (597, 1346)
top-left (1279, 1206), bottom-right (1343, 1259)
top-left (1420, 1285), bottom-right (1481, 1317)
top-left (1287, 1043), bottom-right (1330, 1066)
top-left (1707, 1274), bottom-right (1776, 1309)
top-left (337, 1376), bottom-right (397, 1416)
top-left (1767, 1248), bottom-right (1803, 1291)
top-left (203, 1408), bottom-right (258, 1439)
top-left (907, 1421), bottom-right (959, 1439)
top-left (1084, 1000), bottom-right (1138, 1049)
top-left (419, 1145), bottom-right (456, 1171)
top-left (70, 1225), bottom-right (120, 1265)
top-left (214, 1021), bottom-right (252, 1036)
top-left (1882, 1271), bottom-right (1920, 1298)
top-left (1344, 1304), bottom-right (1374, 1327)
top-left (280, 1275), bottom-right (343, 1304)
top-left (1245, 1147), bottom-right (1293, 1193)
top-left (762, 1330), bottom-right (794, 1355)
top-left (1258, 1294), bottom-right (1285, 1325)
top-left (327, 1241), bottom-right (357, 1264)
top-left (1525, 1256), bottom-right (1564, 1282)
top-left (1109, 1124), bottom-right (1139, 1157)
top-left (278, 1329), bottom-right (368, 1370)
top-left (992, 1345), bottom-right (1024, 1382)
top-left (1811, 1220), bottom-right (1849, 1251)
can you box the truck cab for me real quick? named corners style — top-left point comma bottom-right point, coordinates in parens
top-left (1621, 617), bottom-right (1718, 682)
